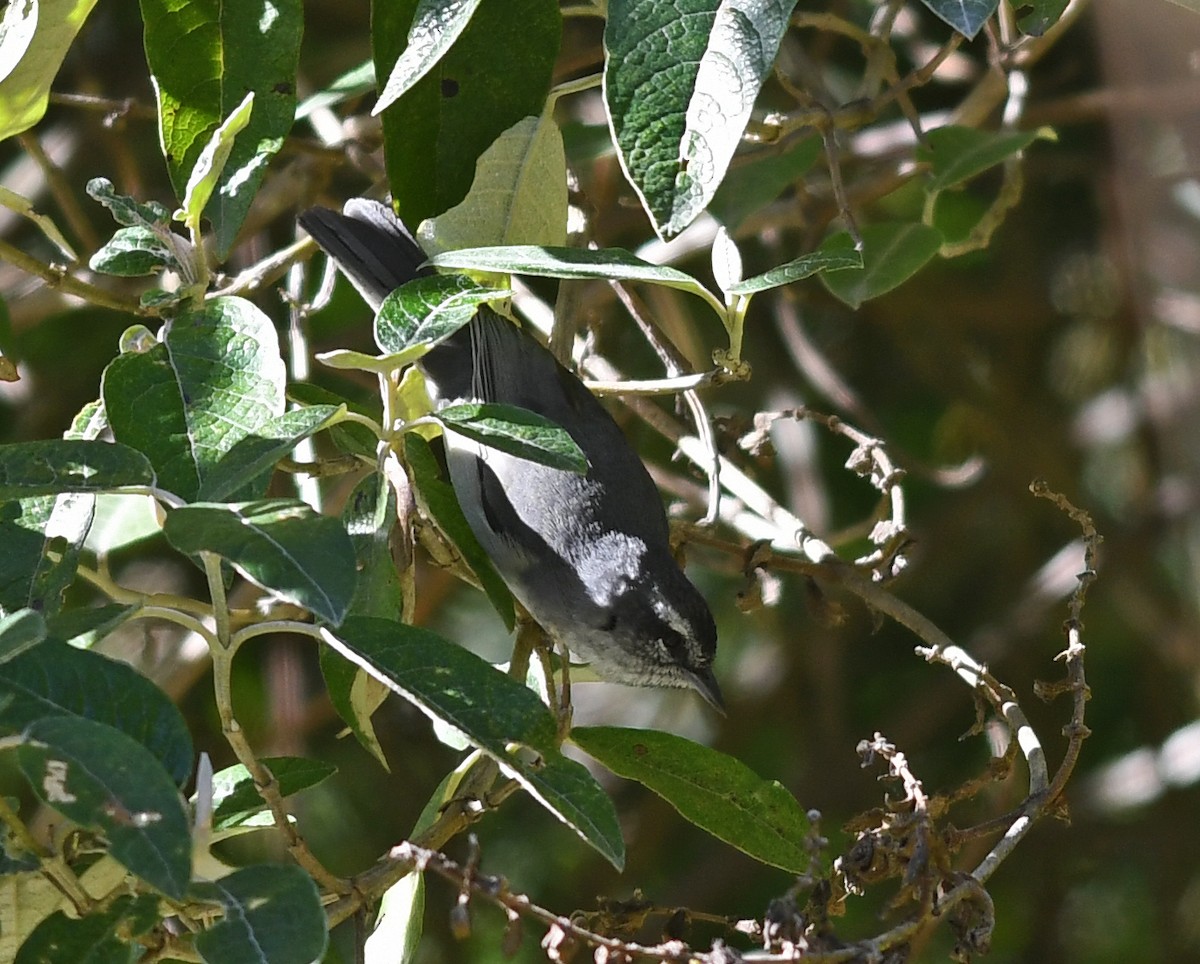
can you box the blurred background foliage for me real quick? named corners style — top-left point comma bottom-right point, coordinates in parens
top-left (3, 0), bottom-right (1200, 961)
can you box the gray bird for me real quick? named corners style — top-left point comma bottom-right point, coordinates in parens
top-left (300, 199), bottom-right (721, 710)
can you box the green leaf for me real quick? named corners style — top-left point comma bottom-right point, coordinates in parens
top-left (102, 297), bottom-right (286, 503)
top-left (375, 274), bottom-right (511, 356)
top-left (708, 137), bottom-right (824, 231)
top-left (198, 405), bottom-right (343, 502)
top-left (342, 471), bottom-right (404, 621)
top-left (286, 383), bottom-right (380, 458)
top-left (192, 865), bottom-right (328, 964)
top-left (0, 185), bottom-right (78, 261)
top-left (367, 866), bottom-right (423, 964)
top-left (0, 496), bottom-right (82, 616)
top-left (83, 495), bottom-right (162, 556)
top-left (404, 434), bottom-right (514, 629)
top-left (295, 59), bottom-right (375, 120)
top-left (920, 125), bottom-right (1042, 192)
top-left (572, 726), bottom-right (811, 872)
top-left (436, 402), bottom-right (588, 473)
top-left (320, 645), bottom-right (392, 770)
top-left (729, 249), bottom-right (863, 295)
top-left (14, 894), bottom-right (158, 964)
top-left (326, 616), bottom-right (624, 869)
top-left (0, 609), bottom-right (46, 665)
top-left (918, 0), bottom-right (1000, 38)
top-left (177, 91), bottom-right (256, 235)
top-left (85, 178), bottom-right (172, 229)
top-left (140, 0), bottom-right (302, 255)
top-left (0, 440), bottom-right (155, 499)
top-left (0, 641), bottom-right (195, 785)
top-left (428, 245), bottom-right (716, 305)
top-left (604, 0), bottom-right (792, 239)
top-left (206, 757), bottom-right (337, 831)
top-left (1016, 0), bottom-right (1071, 35)
top-left (374, 0), bottom-right (560, 225)
top-left (11, 492), bottom-right (95, 618)
top-left (325, 472), bottom-right (403, 766)
top-left (18, 717), bottom-right (192, 899)
top-left (44, 604), bottom-right (136, 648)
top-left (375, 0), bottom-right (485, 114)
top-left (0, 0), bottom-right (100, 142)
top-left (88, 226), bottom-right (180, 277)
top-left (162, 500), bottom-right (356, 625)
top-left (419, 112), bottom-right (568, 252)
top-left (818, 222), bottom-right (943, 309)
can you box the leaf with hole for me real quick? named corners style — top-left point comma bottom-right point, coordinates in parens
top-left (18, 717), bottom-right (192, 898)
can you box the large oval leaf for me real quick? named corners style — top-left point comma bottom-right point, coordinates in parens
top-left (572, 725), bottom-right (811, 873)
top-left (818, 222), bottom-right (943, 309)
top-left (140, 0), bottom-right (301, 255)
top-left (0, 440), bottom-right (154, 499)
top-left (0, 641), bottom-right (194, 785)
top-left (19, 717), bottom-right (192, 899)
top-left (192, 865), bottom-right (328, 964)
top-left (374, 0), bottom-right (560, 225)
top-left (102, 297), bottom-right (287, 504)
top-left (326, 616), bottom-right (624, 869)
top-left (604, 0), bottom-right (792, 239)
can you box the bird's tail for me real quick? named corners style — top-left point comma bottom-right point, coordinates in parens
top-left (298, 199), bottom-right (430, 311)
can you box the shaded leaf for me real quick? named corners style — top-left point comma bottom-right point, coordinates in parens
top-left (436, 402), bottom-right (587, 473)
top-left (19, 717), bottom-right (192, 899)
top-left (1016, 0), bottom-right (1071, 36)
top-left (374, 0), bottom-right (560, 225)
top-left (198, 405), bottom-right (343, 501)
top-left (0, 641), bottom-right (194, 785)
top-left (0, 440), bottom-right (154, 499)
top-left (404, 433), bottom-right (513, 629)
top-left (140, 0), bottom-right (301, 255)
top-left (163, 500), bottom-right (356, 625)
top-left (193, 864), bottom-right (328, 964)
top-left (44, 604), bottom-right (136, 648)
top-left (326, 616), bottom-right (624, 869)
top-left (572, 726), bottom-right (811, 872)
top-left (918, 0), bottom-right (1000, 38)
top-left (419, 112), bottom-right (568, 253)
top-left (708, 136), bottom-right (824, 231)
top-left (0, 609), bottom-right (46, 665)
top-left (85, 178), bottom-right (172, 229)
top-left (920, 125), bottom-right (1041, 192)
top-left (819, 223), bottom-right (943, 309)
top-left (14, 894), bottom-right (158, 964)
top-left (206, 757), bottom-right (337, 831)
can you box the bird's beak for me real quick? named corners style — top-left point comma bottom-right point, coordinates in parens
top-left (687, 666), bottom-right (726, 716)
